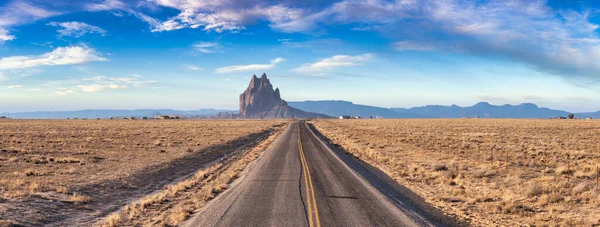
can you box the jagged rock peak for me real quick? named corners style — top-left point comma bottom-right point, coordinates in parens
top-left (238, 73), bottom-right (329, 119)
top-left (274, 87), bottom-right (280, 100)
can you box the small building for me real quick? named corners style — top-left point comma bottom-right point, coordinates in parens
top-left (156, 115), bottom-right (180, 119)
top-left (140, 116), bottom-right (148, 120)
top-left (339, 115), bottom-right (352, 119)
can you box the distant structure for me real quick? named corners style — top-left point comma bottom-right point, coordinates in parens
top-left (155, 115), bottom-right (180, 119)
top-left (339, 115), bottom-right (352, 119)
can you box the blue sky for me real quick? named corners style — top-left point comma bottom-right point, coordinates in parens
top-left (1, 0), bottom-right (600, 112)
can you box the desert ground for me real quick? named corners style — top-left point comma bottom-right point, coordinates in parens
top-left (2, 118), bottom-right (599, 226)
top-left (0, 119), bottom-right (287, 226)
top-left (310, 119), bottom-right (600, 226)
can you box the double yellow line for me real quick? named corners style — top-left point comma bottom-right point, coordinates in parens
top-left (298, 123), bottom-right (321, 227)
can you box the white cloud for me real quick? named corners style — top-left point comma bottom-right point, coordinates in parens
top-left (54, 90), bottom-right (75, 95)
top-left (184, 64), bottom-right (203, 71)
top-left (7, 85), bottom-right (23, 89)
top-left (85, 0), bottom-right (127, 12)
top-left (0, 1), bottom-right (60, 27)
top-left (0, 46), bottom-right (107, 70)
top-left (215, 57), bottom-right (285, 74)
top-left (193, 42), bottom-right (219, 53)
top-left (55, 75), bottom-right (157, 95)
top-left (47, 21), bottom-right (107, 37)
top-left (393, 41), bottom-right (435, 51)
top-left (294, 54), bottom-right (372, 72)
top-left (0, 28), bottom-right (15, 43)
top-left (0, 1), bottom-right (60, 41)
top-left (77, 84), bottom-right (107, 92)
top-left (146, 1), bottom-right (314, 33)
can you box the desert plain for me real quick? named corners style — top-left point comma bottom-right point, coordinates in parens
top-left (1, 118), bottom-right (599, 226)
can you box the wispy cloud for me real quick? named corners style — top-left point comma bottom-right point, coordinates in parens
top-left (183, 64), bottom-right (203, 71)
top-left (393, 41), bottom-right (435, 51)
top-left (7, 85), bottom-right (23, 89)
top-left (0, 1), bottom-right (60, 26)
top-left (215, 58), bottom-right (285, 74)
top-left (294, 54), bottom-right (372, 72)
top-left (85, 0), bottom-right (126, 12)
top-left (0, 46), bottom-right (107, 70)
top-left (55, 75), bottom-right (157, 95)
top-left (193, 42), bottom-right (219, 53)
top-left (47, 21), bottom-right (107, 37)
top-left (0, 1), bottom-right (61, 42)
top-left (145, 0), bottom-right (312, 33)
top-left (0, 28), bottom-right (15, 43)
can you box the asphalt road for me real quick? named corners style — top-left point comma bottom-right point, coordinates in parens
top-left (184, 121), bottom-right (456, 227)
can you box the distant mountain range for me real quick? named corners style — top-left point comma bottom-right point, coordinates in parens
top-left (289, 101), bottom-right (599, 119)
top-left (1, 109), bottom-right (237, 119)
top-left (4, 101), bottom-right (599, 119)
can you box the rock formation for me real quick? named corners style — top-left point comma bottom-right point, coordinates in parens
top-left (238, 73), bottom-right (330, 119)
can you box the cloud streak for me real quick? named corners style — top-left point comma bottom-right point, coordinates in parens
top-left (0, 1), bottom-right (61, 42)
top-left (215, 58), bottom-right (285, 74)
top-left (184, 64), bottom-right (203, 71)
top-left (0, 46), bottom-right (107, 70)
top-left (85, 0), bottom-right (126, 12)
top-left (0, 28), bottom-right (15, 42)
top-left (193, 42), bottom-right (219, 53)
top-left (47, 21), bottom-right (107, 37)
top-left (295, 54), bottom-right (372, 72)
top-left (55, 75), bottom-right (157, 95)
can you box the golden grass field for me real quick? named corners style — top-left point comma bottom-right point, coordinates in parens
top-left (0, 119), bottom-right (287, 226)
top-left (311, 119), bottom-right (600, 226)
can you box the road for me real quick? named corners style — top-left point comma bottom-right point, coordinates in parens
top-left (184, 121), bottom-right (458, 227)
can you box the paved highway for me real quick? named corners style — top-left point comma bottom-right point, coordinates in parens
top-left (184, 121), bottom-right (458, 227)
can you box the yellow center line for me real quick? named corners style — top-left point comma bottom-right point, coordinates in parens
top-left (298, 123), bottom-right (321, 227)
top-left (298, 126), bottom-right (313, 227)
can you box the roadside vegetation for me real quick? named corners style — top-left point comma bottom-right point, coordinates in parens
top-left (100, 125), bottom-right (285, 226)
top-left (310, 119), bottom-right (600, 226)
top-left (0, 119), bottom-right (287, 225)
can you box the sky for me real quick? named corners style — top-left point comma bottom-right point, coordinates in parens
top-left (1, 0), bottom-right (600, 113)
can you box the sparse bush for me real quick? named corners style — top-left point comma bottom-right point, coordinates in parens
top-left (71, 192), bottom-right (92, 204)
top-left (433, 163), bottom-right (448, 171)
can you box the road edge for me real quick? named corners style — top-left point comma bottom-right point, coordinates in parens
top-left (304, 121), bottom-right (468, 227)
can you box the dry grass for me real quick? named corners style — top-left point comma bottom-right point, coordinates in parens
top-left (99, 125), bottom-right (284, 226)
top-left (0, 119), bottom-right (286, 225)
top-left (311, 119), bottom-right (600, 226)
